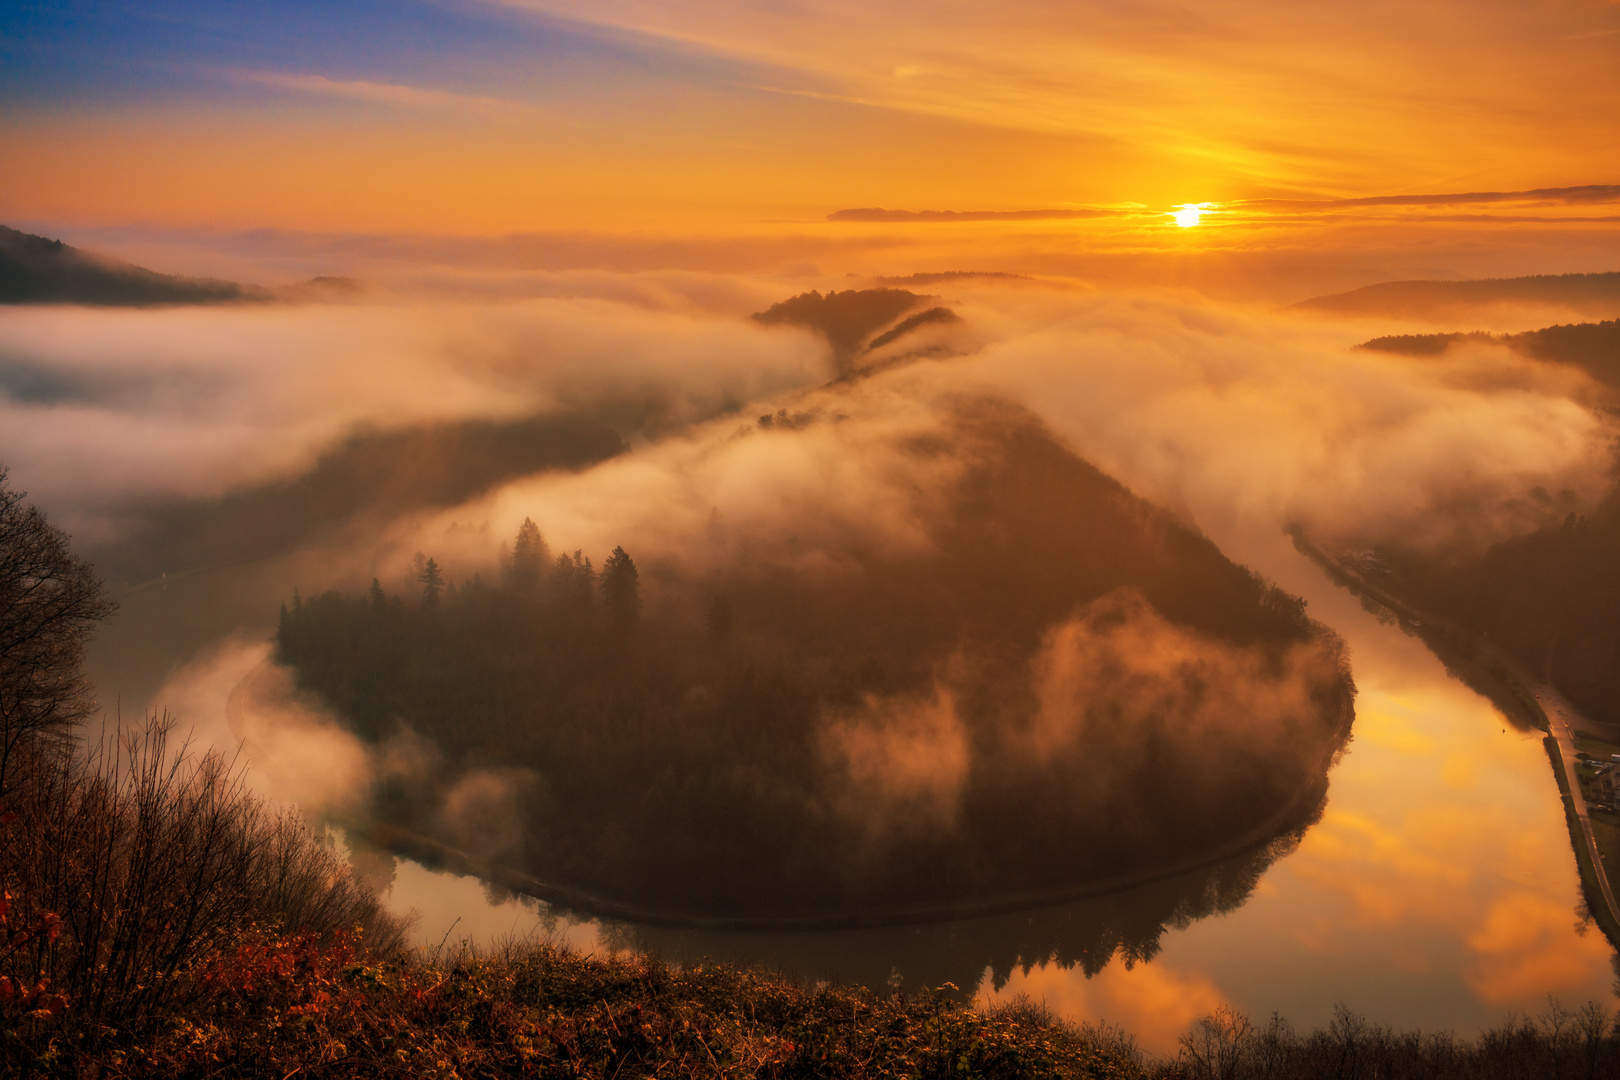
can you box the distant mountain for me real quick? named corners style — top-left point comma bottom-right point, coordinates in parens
top-left (1356, 320), bottom-right (1620, 390)
top-left (0, 224), bottom-right (267, 306)
top-left (1293, 271), bottom-right (1620, 319)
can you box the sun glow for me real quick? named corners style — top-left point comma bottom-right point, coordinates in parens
top-left (1171, 203), bottom-right (1211, 228)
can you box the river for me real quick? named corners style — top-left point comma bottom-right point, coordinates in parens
top-left (85, 531), bottom-right (1617, 1056)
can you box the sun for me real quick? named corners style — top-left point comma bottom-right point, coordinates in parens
top-left (1170, 203), bottom-right (1212, 227)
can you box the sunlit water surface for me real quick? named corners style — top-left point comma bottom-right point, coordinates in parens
top-left (89, 539), bottom-right (1617, 1055)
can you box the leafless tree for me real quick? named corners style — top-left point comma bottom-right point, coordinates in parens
top-left (0, 466), bottom-right (116, 795)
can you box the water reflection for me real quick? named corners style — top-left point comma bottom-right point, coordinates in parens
top-left (614, 826), bottom-right (1310, 997)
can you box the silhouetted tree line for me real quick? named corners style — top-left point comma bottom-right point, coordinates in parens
top-left (276, 403), bottom-right (1355, 920)
top-left (1172, 998), bottom-right (1620, 1080)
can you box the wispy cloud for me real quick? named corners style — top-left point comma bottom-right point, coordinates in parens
top-left (230, 70), bottom-right (548, 119)
top-left (1240, 185), bottom-right (1620, 211)
top-left (828, 208), bottom-right (1121, 223)
top-left (477, 0), bottom-right (1620, 198)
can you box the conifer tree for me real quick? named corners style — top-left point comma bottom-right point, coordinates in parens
top-left (550, 551), bottom-right (594, 618)
top-left (419, 557), bottom-right (444, 609)
top-left (601, 546), bottom-right (641, 630)
top-left (511, 517), bottom-right (549, 594)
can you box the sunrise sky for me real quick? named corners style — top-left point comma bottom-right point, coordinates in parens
top-left (4, 1), bottom-right (1620, 292)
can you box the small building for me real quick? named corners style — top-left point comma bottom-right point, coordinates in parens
top-left (1592, 764), bottom-right (1620, 806)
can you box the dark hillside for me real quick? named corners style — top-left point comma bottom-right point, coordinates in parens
top-left (0, 224), bottom-right (262, 305)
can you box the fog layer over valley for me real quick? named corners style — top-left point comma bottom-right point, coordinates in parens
top-left (6, 266), bottom-right (1616, 925)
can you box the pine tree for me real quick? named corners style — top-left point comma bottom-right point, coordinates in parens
top-left (511, 517), bottom-right (549, 594)
top-left (419, 557), bottom-right (444, 609)
top-left (601, 546), bottom-right (641, 630)
top-left (549, 551), bottom-right (588, 609)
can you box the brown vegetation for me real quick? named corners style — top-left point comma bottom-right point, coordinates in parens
top-left (0, 468), bottom-right (404, 1073)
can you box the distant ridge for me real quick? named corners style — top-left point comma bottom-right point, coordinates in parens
top-left (1293, 271), bottom-right (1620, 318)
top-left (0, 224), bottom-right (266, 306)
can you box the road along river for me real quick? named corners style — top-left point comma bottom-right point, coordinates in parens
top-left (89, 535), bottom-right (1618, 1056)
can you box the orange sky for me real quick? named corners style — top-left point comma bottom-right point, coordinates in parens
top-left (3, 0), bottom-right (1618, 283)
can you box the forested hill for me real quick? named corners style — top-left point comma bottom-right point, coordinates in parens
top-left (1355, 319), bottom-right (1620, 390)
top-left (1293, 270), bottom-right (1620, 319)
top-left (275, 399), bottom-right (1355, 924)
top-left (0, 224), bottom-right (269, 305)
top-left (751, 288), bottom-right (949, 373)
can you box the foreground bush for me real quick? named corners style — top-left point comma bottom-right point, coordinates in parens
top-left (0, 717), bottom-right (406, 1071)
top-left (1, 466), bottom-right (406, 1070)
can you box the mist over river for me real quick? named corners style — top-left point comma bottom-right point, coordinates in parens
top-left (83, 523), bottom-right (1616, 1056)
